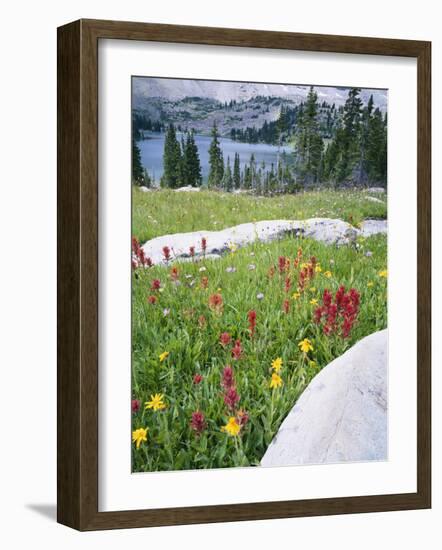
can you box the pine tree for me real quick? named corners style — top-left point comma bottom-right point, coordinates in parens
top-left (222, 156), bottom-right (233, 192)
top-left (233, 152), bottom-right (241, 189)
top-left (335, 88), bottom-right (363, 183)
top-left (161, 124), bottom-right (182, 188)
top-left (182, 130), bottom-right (202, 186)
top-left (132, 141), bottom-right (144, 185)
top-left (356, 94), bottom-right (374, 184)
top-left (366, 107), bottom-right (387, 183)
top-left (249, 153), bottom-right (257, 189)
top-left (208, 122), bottom-right (224, 187)
top-left (294, 86), bottom-right (324, 184)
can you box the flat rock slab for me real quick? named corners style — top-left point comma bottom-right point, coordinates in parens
top-left (141, 218), bottom-right (387, 265)
top-left (359, 219), bottom-right (387, 237)
top-left (261, 329), bottom-right (388, 467)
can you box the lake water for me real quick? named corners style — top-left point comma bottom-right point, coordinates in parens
top-left (137, 132), bottom-right (291, 184)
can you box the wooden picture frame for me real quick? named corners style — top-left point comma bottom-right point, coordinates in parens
top-left (57, 19), bottom-right (431, 531)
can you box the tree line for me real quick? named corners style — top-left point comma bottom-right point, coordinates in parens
top-left (132, 87), bottom-right (387, 190)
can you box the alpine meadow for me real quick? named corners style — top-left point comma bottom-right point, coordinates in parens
top-left (130, 77), bottom-right (388, 472)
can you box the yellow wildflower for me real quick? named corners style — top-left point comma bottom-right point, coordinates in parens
top-left (367, 281), bottom-right (374, 287)
top-left (310, 298), bottom-right (318, 306)
top-left (309, 360), bottom-right (317, 369)
top-left (298, 338), bottom-right (314, 354)
top-left (378, 269), bottom-right (388, 278)
top-left (269, 372), bottom-right (283, 389)
top-left (324, 270), bottom-right (332, 278)
top-left (159, 351), bottom-right (169, 362)
top-left (292, 292), bottom-right (301, 300)
top-left (221, 417), bottom-right (241, 436)
top-left (271, 357), bottom-right (283, 372)
top-left (145, 393), bottom-right (166, 411)
top-left (315, 265), bottom-right (322, 273)
top-left (309, 286), bottom-right (317, 293)
top-left (132, 427), bottom-right (148, 449)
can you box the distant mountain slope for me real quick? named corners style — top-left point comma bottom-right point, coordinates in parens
top-left (133, 77), bottom-right (387, 110)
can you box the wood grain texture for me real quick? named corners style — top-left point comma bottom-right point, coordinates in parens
top-left (57, 19), bottom-right (431, 531)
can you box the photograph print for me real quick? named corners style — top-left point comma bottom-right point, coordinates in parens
top-left (131, 76), bottom-right (388, 473)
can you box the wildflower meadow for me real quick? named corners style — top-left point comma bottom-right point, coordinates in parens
top-left (131, 189), bottom-right (387, 472)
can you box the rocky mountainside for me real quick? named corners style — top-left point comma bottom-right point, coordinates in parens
top-left (132, 77), bottom-right (387, 137)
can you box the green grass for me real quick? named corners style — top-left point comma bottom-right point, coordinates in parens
top-left (131, 232), bottom-right (387, 472)
top-left (132, 188), bottom-right (387, 243)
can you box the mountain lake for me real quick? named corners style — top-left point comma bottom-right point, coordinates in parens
top-left (137, 132), bottom-right (292, 184)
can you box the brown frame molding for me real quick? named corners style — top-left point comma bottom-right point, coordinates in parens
top-left (57, 19), bottom-right (431, 531)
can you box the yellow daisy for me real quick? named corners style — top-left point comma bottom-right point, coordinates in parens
top-left (298, 338), bottom-right (314, 354)
top-left (271, 357), bottom-right (283, 372)
top-left (145, 393), bottom-right (166, 411)
top-left (269, 372), bottom-right (283, 389)
top-left (132, 427), bottom-right (148, 449)
top-left (221, 417), bottom-right (241, 436)
top-left (159, 351), bottom-right (169, 362)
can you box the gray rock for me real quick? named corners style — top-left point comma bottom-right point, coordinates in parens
top-left (359, 219), bottom-right (387, 237)
top-left (365, 187), bottom-right (386, 194)
top-left (141, 218), bottom-right (366, 265)
top-left (139, 186), bottom-right (152, 192)
top-left (261, 329), bottom-right (388, 467)
top-left (140, 218), bottom-right (387, 266)
top-left (175, 186), bottom-right (200, 192)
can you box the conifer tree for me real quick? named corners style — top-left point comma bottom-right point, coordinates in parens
top-left (182, 130), bottom-right (202, 186)
top-left (132, 141), bottom-right (144, 185)
top-left (294, 86), bottom-right (324, 184)
top-left (161, 124), bottom-right (182, 188)
top-left (222, 156), bottom-right (233, 192)
top-left (233, 152), bottom-right (241, 189)
top-left (334, 88), bottom-right (363, 183)
top-left (208, 122), bottom-right (224, 187)
top-left (366, 107), bottom-right (387, 183)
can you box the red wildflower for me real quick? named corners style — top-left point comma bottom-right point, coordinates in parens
top-left (278, 256), bottom-right (286, 274)
top-left (208, 293), bottom-right (223, 314)
top-left (283, 299), bottom-right (290, 314)
top-left (198, 315), bottom-right (207, 329)
top-left (224, 387), bottom-right (240, 410)
top-left (193, 374), bottom-right (203, 385)
top-left (151, 279), bottom-right (161, 291)
top-left (201, 276), bottom-right (209, 289)
top-left (147, 295), bottom-right (157, 304)
top-left (190, 411), bottom-right (206, 435)
top-left (220, 332), bottom-right (232, 347)
top-left (132, 236), bottom-right (152, 268)
top-left (284, 276), bottom-right (291, 293)
top-left (248, 310), bottom-right (257, 336)
top-left (231, 340), bottom-right (242, 360)
top-left (201, 237), bottom-right (207, 254)
top-left (236, 409), bottom-right (249, 426)
top-left (162, 246), bottom-right (171, 262)
top-left (268, 266), bottom-right (276, 278)
top-left (221, 365), bottom-right (235, 389)
top-left (189, 245), bottom-right (195, 258)
top-left (131, 399), bottom-right (140, 414)
top-left (314, 286), bottom-right (360, 338)
top-left (298, 268), bottom-right (307, 291)
top-left (170, 266), bottom-right (179, 281)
